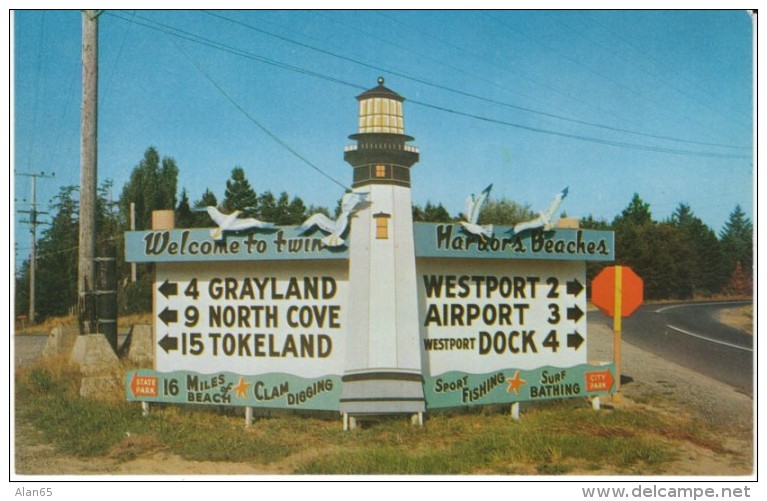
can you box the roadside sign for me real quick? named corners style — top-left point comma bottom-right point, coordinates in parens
top-left (154, 261), bottom-right (348, 379)
top-left (590, 265), bottom-right (643, 399)
top-left (419, 259), bottom-right (588, 376)
top-left (592, 265), bottom-right (643, 318)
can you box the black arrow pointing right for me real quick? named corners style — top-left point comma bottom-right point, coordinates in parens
top-left (567, 331), bottom-right (584, 350)
top-left (158, 334), bottom-right (178, 354)
top-left (567, 304), bottom-right (584, 323)
top-left (566, 279), bottom-right (584, 297)
top-left (158, 307), bottom-right (178, 326)
top-left (158, 279), bottom-right (178, 299)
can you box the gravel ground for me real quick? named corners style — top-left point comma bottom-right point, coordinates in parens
top-left (588, 320), bottom-right (753, 435)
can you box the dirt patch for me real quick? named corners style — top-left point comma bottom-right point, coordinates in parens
top-left (716, 305), bottom-right (753, 334)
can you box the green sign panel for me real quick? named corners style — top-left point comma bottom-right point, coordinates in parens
top-left (125, 228), bottom-right (348, 263)
top-left (414, 224), bottom-right (614, 261)
top-left (423, 363), bottom-right (616, 409)
top-left (125, 225), bottom-right (614, 264)
top-left (126, 370), bottom-right (341, 411)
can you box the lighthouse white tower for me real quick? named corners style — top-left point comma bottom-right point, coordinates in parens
top-left (340, 78), bottom-right (425, 421)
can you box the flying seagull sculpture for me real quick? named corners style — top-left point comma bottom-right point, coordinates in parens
top-left (205, 206), bottom-right (274, 241)
top-left (459, 184), bottom-right (494, 240)
top-left (297, 191), bottom-right (370, 247)
top-left (513, 186), bottom-right (569, 235)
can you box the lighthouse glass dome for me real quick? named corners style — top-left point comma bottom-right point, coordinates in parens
top-left (358, 97), bottom-right (404, 134)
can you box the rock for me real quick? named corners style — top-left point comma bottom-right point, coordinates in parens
top-left (70, 334), bottom-right (119, 377)
top-left (42, 326), bottom-right (78, 359)
top-left (122, 324), bottom-right (154, 367)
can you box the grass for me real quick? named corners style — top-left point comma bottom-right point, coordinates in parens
top-left (15, 356), bottom-right (731, 475)
top-left (15, 312), bottom-right (154, 334)
top-left (715, 305), bottom-right (753, 334)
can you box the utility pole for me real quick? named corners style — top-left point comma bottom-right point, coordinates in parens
top-left (130, 202), bottom-right (136, 282)
top-left (79, 10), bottom-right (100, 330)
top-left (16, 171), bottom-right (55, 325)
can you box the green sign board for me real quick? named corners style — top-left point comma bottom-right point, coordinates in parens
top-left (423, 363), bottom-right (616, 408)
top-left (126, 364), bottom-right (614, 411)
top-left (413, 224), bottom-right (614, 261)
top-left (124, 225), bottom-right (614, 263)
top-left (126, 370), bottom-right (342, 411)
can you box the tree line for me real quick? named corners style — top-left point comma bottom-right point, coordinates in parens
top-left (14, 146), bottom-right (753, 322)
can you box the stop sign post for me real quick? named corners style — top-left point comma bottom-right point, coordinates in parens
top-left (591, 265), bottom-right (644, 399)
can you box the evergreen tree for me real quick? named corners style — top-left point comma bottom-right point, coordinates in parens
top-left (35, 185), bottom-right (80, 318)
top-left (175, 189), bottom-right (195, 228)
top-left (669, 203), bottom-right (726, 296)
top-left (258, 191), bottom-right (277, 222)
top-left (195, 188), bottom-right (218, 208)
top-left (222, 167), bottom-right (258, 217)
top-left (190, 188), bottom-right (219, 228)
top-left (580, 214), bottom-right (611, 231)
top-left (119, 146), bottom-right (179, 230)
top-left (413, 201), bottom-right (452, 222)
top-left (580, 215), bottom-right (613, 286)
top-left (617, 193), bottom-right (652, 227)
top-left (305, 204), bottom-right (332, 220)
top-left (275, 192), bottom-right (292, 225)
top-left (15, 260), bottom-right (30, 319)
top-left (612, 193), bottom-right (692, 299)
top-left (720, 205), bottom-right (753, 274)
top-left (476, 198), bottom-right (534, 226)
top-left (286, 195), bottom-right (308, 225)
top-left (719, 205), bottom-right (753, 295)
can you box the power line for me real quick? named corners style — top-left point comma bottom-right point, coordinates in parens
top-left (583, 12), bottom-right (752, 128)
top-left (15, 170), bottom-right (55, 324)
top-left (26, 12), bottom-right (46, 172)
top-left (170, 38), bottom-right (351, 192)
top-left (16, 234), bottom-right (125, 260)
top-left (206, 9), bottom-right (749, 152)
top-left (107, 11), bottom-right (750, 161)
top-left (100, 9), bottom-right (136, 109)
top-left (486, 13), bottom-right (748, 148)
top-left (408, 99), bottom-right (748, 159)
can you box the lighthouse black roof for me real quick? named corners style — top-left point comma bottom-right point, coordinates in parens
top-left (356, 77), bottom-right (405, 102)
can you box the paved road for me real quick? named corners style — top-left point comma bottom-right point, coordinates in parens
top-left (590, 301), bottom-right (753, 395)
top-left (14, 334), bottom-right (49, 367)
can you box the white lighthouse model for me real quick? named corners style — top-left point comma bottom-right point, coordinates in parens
top-left (340, 77), bottom-right (425, 423)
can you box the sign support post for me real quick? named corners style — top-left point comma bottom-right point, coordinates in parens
top-left (613, 265), bottom-right (623, 402)
top-left (592, 264), bottom-right (643, 404)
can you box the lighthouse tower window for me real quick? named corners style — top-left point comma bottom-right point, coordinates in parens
top-left (375, 164), bottom-right (387, 178)
top-left (374, 213), bottom-right (391, 239)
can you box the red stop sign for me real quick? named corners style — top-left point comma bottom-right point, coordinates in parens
top-left (592, 266), bottom-right (643, 318)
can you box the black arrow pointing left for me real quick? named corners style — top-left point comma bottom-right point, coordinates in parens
top-left (567, 304), bottom-right (584, 323)
top-left (158, 307), bottom-right (178, 326)
top-left (158, 334), bottom-right (178, 353)
top-left (158, 279), bottom-right (178, 299)
top-left (567, 331), bottom-right (584, 350)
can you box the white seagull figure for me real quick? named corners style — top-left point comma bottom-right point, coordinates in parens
top-left (297, 191), bottom-right (370, 247)
top-left (205, 206), bottom-right (274, 241)
top-left (513, 186), bottom-right (569, 235)
top-left (459, 184), bottom-right (494, 240)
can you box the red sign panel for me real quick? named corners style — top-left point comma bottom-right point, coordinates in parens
top-left (130, 373), bottom-right (158, 397)
top-left (585, 369), bottom-right (615, 392)
top-left (591, 266), bottom-right (643, 318)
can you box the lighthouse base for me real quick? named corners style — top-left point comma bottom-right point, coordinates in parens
top-left (339, 369), bottom-right (425, 415)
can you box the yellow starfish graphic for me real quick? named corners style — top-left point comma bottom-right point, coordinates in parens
top-left (233, 376), bottom-right (251, 399)
top-left (506, 370), bottom-right (527, 395)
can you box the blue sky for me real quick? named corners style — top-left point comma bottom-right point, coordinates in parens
top-left (12, 10), bottom-right (754, 259)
